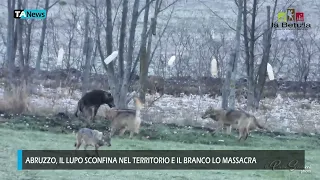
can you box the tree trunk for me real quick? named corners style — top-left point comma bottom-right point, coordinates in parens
top-left (17, 0), bottom-right (24, 71)
top-left (138, 0), bottom-right (151, 103)
top-left (243, 0), bottom-right (250, 101)
top-left (6, 0), bottom-right (16, 88)
top-left (139, 46), bottom-right (148, 102)
top-left (67, 35), bottom-right (73, 70)
top-left (118, 0), bottom-right (128, 83)
top-left (254, 4), bottom-right (277, 108)
top-left (82, 37), bottom-right (93, 95)
top-left (13, 13), bottom-right (18, 65)
top-left (98, 0), bottom-right (117, 104)
top-left (104, 0), bottom-right (117, 96)
top-left (112, 0), bottom-right (129, 108)
top-left (22, 21), bottom-right (32, 86)
top-left (35, 0), bottom-right (49, 75)
top-left (118, 0), bottom-right (140, 108)
top-left (221, 0), bottom-right (243, 110)
top-left (82, 12), bottom-right (93, 95)
top-left (246, 0), bottom-right (258, 109)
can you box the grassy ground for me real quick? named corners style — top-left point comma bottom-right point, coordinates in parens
top-left (0, 127), bottom-right (318, 180)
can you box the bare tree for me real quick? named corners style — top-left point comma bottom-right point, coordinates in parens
top-left (82, 11), bottom-right (94, 95)
top-left (5, 0), bottom-right (16, 88)
top-left (170, 25), bottom-right (192, 77)
top-left (17, 0), bottom-right (24, 71)
top-left (17, 0), bottom-right (42, 87)
top-left (87, 0), bottom-right (176, 107)
top-left (243, 0), bottom-right (257, 109)
top-left (292, 31), bottom-right (316, 83)
top-left (117, 0), bottom-right (128, 86)
top-left (96, 0), bottom-right (118, 106)
top-left (253, 5), bottom-right (274, 108)
top-left (35, 0), bottom-right (63, 75)
top-left (64, 2), bottom-right (80, 69)
top-left (35, 0), bottom-right (50, 75)
top-left (138, 0), bottom-right (152, 102)
top-left (221, 0), bottom-right (243, 110)
top-left (97, 0), bottom-right (139, 108)
top-left (243, 0), bottom-right (278, 109)
top-left (139, 0), bottom-right (167, 102)
top-left (269, 35), bottom-right (287, 77)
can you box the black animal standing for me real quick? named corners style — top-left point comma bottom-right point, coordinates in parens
top-left (75, 90), bottom-right (115, 122)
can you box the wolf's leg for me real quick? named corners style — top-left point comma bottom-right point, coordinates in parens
top-left (74, 106), bottom-right (79, 117)
top-left (93, 105), bottom-right (100, 121)
top-left (89, 106), bottom-right (95, 123)
top-left (82, 107), bottom-right (91, 124)
top-left (134, 122), bottom-right (140, 134)
top-left (94, 145), bottom-right (100, 157)
top-left (83, 144), bottom-right (89, 150)
top-left (83, 144), bottom-right (93, 157)
top-left (244, 128), bottom-right (249, 141)
top-left (75, 142), bottom-right (81, 150)
top-left (119, 127), bottom-right (127, 137)
top-left (129, 131), bottom-right (135, 139)
top-left (238, 128), bottom-right (245, 142)
top-left (213, 122), bottom-right (224, 135)
top-left (129, 125), bottom-right (138, 139)
top-left (110, 126), bottom-right (117, 137)
top-left (226, 125), bottom-right (232, 135)
top-left (74, 142), bottom-right (81, 157)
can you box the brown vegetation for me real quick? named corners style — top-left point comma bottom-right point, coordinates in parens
top-left (0, 84), bottom-right (29, 114)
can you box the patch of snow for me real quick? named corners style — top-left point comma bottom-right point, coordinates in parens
top-left (2, 86), bottom-right (319, 134)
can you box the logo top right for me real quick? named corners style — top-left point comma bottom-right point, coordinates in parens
top-left (273, 8), bottom-right (311, 30)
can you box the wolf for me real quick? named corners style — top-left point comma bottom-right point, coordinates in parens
top-left (105, 97), bottom-right (143, 139)
top-left (74, 128), bottom-right (111, 157)
top-left (147, 76), bottom-right (165, 95)
top-left (201, 107), bottom-right (266, 141)
top-left (75, 89), bottom-right (116, 122)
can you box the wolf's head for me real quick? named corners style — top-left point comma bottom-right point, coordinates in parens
top-left (201, 107), bottom-right (220, 121)
top-left (104, 108), bottom-right (118, 121)
top-left (99, 130), bottom-right (112, 147)
top-left (103, 91), bottom-right (116, 108)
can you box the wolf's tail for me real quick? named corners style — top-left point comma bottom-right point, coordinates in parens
top-left (134, 97), bottom-right (143, 133)
top-left (134, 97), bottom-right (143, 111)
top-left (134, 98), bottom-right (143, 118)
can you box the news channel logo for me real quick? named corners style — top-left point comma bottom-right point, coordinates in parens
top-left (13, 9), bottom-right (46, 20)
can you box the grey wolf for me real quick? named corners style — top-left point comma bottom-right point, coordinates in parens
top-left (201, 107), bottom-right (265, 141)
top-left (147, 76), bottom-right (164, 94)
top-left (74, 128), bottom-right (111, 156)
top-left (105, 97), bottom-right (143, 139)
top-left (74, 89), bottom-right (115, 122)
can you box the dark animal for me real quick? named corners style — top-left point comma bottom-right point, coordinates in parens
top-left (75, 90), bottom-right (115, 122)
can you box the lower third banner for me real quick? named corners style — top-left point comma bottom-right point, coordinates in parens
top-left (17, 150), bottom-right (305, 170)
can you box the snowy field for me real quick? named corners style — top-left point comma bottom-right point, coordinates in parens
top-left (0, 84), bottom-right (318, 135)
